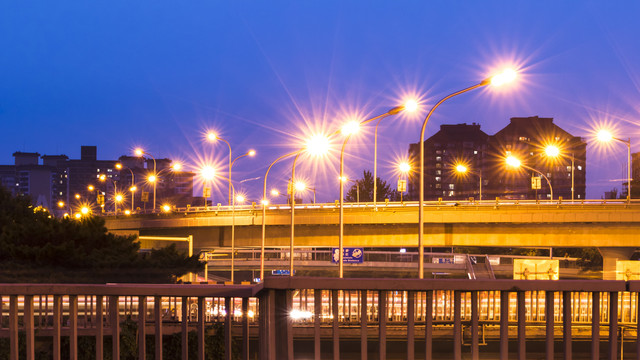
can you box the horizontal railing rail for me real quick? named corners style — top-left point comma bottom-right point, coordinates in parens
top-left (2, 279), bottom-right (640, 359)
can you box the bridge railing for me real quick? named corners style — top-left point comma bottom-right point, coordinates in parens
top-left (100, 198), bottom-right (640, 216)
top-left (1, 279), bottom-right (638, 360)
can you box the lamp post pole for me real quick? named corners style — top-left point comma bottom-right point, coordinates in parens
top-left (228, 151), bottom-right (254, 283)
top-left (290, 152), bottom-right (303, 276)
top-left (338, 107), bottom-right (403, 278)
top-left (261, 150), bottom-right (300, 282)
top-left (418, 81), bottom-right (490, 279)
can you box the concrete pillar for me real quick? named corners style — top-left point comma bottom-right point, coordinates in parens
top-left (598, 247), bottom-right (635, 280)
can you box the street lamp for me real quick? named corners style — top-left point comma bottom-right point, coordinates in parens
top-left (99, 174), bottom-right (119, 214)
top-left (338, 105), bottom-right (407, 278)
top-left (148, 162), bottom-right (183, 209)
top-left (454, 164), bottom-right (482, 201)
top-left (398, 161), bottom-right (412, 202)
top-left (207, 132), bottom-right (241, 205)
top-left (417, 68), bottom-right (516, 279)
top-left (373, 99), bottom-right (419, 208)
top-left (116, 163), bottom-right (136, 211)
top-left (339, 176), bottom-right (359, 203)
top-left (506, 155), bottom-right (553, 200)
top-left (597, 130), bottom-right (631, 202)
top-left (134, 148), bottom-right (157, 211)
top-left (260, 134), bottom-right (330, 282)
top-left (543, 145), bottom-right (575, 202)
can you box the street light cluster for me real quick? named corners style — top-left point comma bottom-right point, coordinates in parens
top-left (73, 68), bottom-right (522, 284)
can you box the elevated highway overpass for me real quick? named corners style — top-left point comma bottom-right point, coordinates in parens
top-left (105, 199), bottom-right (640, 279)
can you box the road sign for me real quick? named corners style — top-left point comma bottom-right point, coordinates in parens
top-left (397, 179), bottom-right (407, 192)
top-left (331, 247), bottom-right (364, 264)
top-left (271, 269), bottom-right (295, 276)
top-left (97, 194), bottom-right (105, 205)
top-left (203, 187), bottom-right (211, 198)
top-left (531, 176), bottom-right (541, 190)
top-left (141, 191), bottom-right (149, 202)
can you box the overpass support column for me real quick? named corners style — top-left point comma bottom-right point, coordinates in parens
top-left (598, 247), bottom-right (635, 280)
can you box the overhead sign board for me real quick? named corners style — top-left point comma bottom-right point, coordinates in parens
top-left (397, 179), bottom-right (407, 192)
top-left (531, 176), bottom-right (541, 190)
top-left (332, 247), bottom-right (364, 264)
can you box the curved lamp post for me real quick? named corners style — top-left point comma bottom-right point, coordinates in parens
top-left (597, 130), bottom-right (631, 203)
top-left (115, 163), bottom-right (136, 211)
top-left (373, 100), bottom-right (419, 207)
top-left (134, 149), bottom-right (157, 211)
top-left (206, 132), bottom-right (234, 205)
top-left (417, 69), bottom-right (516, 279)
top-left (454, 164), bottom-right (482, 201)
top-left (544, 145), bottom-right (575, 202)
top-left (506, 155), bottom-right (553, 201)
top-left (338, 105), bottom-right (407, 278)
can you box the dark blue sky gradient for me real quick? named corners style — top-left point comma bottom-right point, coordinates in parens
top-left (2, 2), bottom-right (640, 201)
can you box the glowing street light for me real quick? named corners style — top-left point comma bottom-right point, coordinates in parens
top-left (544, 145), bottom-right (576, 201)
top-left (260, 133), bottom-right (331, 281)
top-left (596, 129), bottom-right (631, 202)
top-left (373, 99), bottom-right (419, 208)
top-left (338, 105), bottom-right (409, 278)
top-left (454, 163), bottom-right (482, 201)
top-left (57, 201), bottom-right (65, 208)
top-left (506, 155), bottom-right (553, 201)
top-left (80, 206), bottom-right (90, 215)
top-left (134, 149), bottom-right (157, 211)
top-left (162, 204), bottom-right (171, 212)
top-left (417, 68), bottom-right (517, 279)
top-left (116, 163), bottom-right (136, 211)
top-left (397, 161), bottom-right (412, 202)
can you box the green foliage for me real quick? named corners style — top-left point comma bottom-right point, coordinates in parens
top-left (345, 170), bottom-right (398, 202)
top-left (0, 186), bottom-right (203, 283)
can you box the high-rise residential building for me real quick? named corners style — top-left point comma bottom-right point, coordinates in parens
top-left (408, 116), bottom-right (587, 201)
top-left (408, 123), bottom-right (489, 201)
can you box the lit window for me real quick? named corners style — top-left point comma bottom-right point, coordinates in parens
top-left (474, 150), bottom-right (478, 155)
top-left (547, 173), bottom-right (552, 178)
top-left (577, 165), bottom-right (582, 171)
top-left (530, 152), bottom-right (534, 156)
top-left (555, 136), bottom-right (560, 141)
top-left (448, 191), bottom-right (455, 196)
top-left (449, 184), bottom-right (455, 190)
top-left (578, 195), bottom-right (581, 199)
top-left (436, 156), bottom-right (442, 162)
top-left (436, 163), bottom-right (442, 169)
top-left (566, 166), bottom-right (571, 172)
top-left (518, 136), bottom-right (529, 141)
top-left (436, 170), bottom-right (442, 175)
top-left (506, 151), bottom-right (511, 156)
top-left (436, 150), bottom-right (442, 155)
top-left (435, 177), bottom-right (441, 182)
top-left (97, 169), bottom-right (100, 172)
top-left (435, 184), bottom-right (441, 189)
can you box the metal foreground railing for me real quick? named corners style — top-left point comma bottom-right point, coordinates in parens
top-left (2, 278), bottom-right (640, 359)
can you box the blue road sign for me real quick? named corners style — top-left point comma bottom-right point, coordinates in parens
top-left (331, 247), bottom-right (364, 264)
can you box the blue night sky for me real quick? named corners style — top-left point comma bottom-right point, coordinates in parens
top-left (2, 1), bottom-right (640, 202)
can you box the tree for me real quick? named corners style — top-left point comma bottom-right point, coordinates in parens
top-left (0, 186), bottom-right (203, 283)
top-left (345, 170), bottom-right (398, 202)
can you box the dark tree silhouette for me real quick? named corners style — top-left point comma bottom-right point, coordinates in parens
top-left (0, 186), bottom-right (203, 283)
top-left (345, 170), bottom-right (398, 202)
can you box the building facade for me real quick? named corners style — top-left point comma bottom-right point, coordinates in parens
top-left (408, 116), bottom-right (587, 201)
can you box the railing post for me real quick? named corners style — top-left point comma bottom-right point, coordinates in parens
top-left (181, 297), bottom-right (189, 360)
top-left (259, 289), bottom-right (276, 360)
top-left (69, 295), bottom-right (78, 360)
top-left (425, 290), bottom-right (433, 360)
top-left (155, 296), bottom-right (163, 360)
top-left (138, 296), bottom-right (147, 360)
top-left (592, 292), bottom-right (600, 360)
top-left (54, 295), bottom-right (62, 360)
top-left (471, 291), bottom-right (479, 360)
top-left (332, 290), bottom-right (340, 360)
top-left (379, 290), bottom-right (387, 360)
top-left (96, 296), bottom-right (104, 360)
top-left (545, 291), bottom-right (554, 360)
top-left (500, 291), bottom-right (509, 360)
top-left (275, 289), bottom-right (293, 360)
top-left (453, 291), bottom-right (461, 360)
top-left (563, 291), bottom-right (572, 359)
top-left (315, 290), bottom-right (322, 360)
top-left (25, 295), bottom-right (35, 360)
top-left (361, 290), bottom-right (368, 360)
top-left (242, 297), bottom-right (250, 360)
top-left (110, 295), bottom-right (120, 360)
top-left (517, 291), bottom-right (525, 360)
top-left (407, 290), bottom-right (415, 360)
top-left (197, 296), bottom-right (206, 360)
top-left (609, 291), bottom-right (618, 360)
top-left (225, 297), bottom-right (233, 360)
